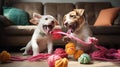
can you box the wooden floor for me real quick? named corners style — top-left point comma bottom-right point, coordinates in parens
top-left (0, 52), bottom-right (120, 67)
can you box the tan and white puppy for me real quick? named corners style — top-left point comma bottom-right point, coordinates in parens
top-left (63, 9), bottom-right (98, 53)
top-left (21, 13), bottom-right (59, 56)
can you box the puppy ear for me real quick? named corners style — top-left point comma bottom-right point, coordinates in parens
top-left (33, 12), bottom-right (42, 19)
top-left (74, 9), bottom-right (85, 16)
top-left (30, 13), bottom-right (42, 25)
top-left (30, 19), bottom-right (39, 25)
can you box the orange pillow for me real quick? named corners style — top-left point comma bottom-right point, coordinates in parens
top-left (94, 7), bottom-right (120, 26)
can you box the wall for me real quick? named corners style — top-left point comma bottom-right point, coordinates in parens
top-left (17, 0), bottom-right (120, 7)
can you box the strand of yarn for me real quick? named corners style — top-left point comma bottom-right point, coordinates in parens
top-left (28, 53), bottom-right (52, 61)
top-left (91, 45), bottom-right (120, 61)
top-left (55, 32), bottom-right (92, 46)
top-left (10, 48), bottom-right (68, 62)
top-left (10, 56), bottom-right (27, 61)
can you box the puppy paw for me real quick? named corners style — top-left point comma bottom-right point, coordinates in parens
top-left (48, 49), bottom-right (53, 54)
top-left (88, 37), bottom-right (98, 45)
top-left (20, 47), bottom-right (25, 51)
top-left (22, 52), bottom-right (28, 56)
top-left (33, 53), bottom-right (39, 56)
top-left (62, 36), bottom-right (71, 42)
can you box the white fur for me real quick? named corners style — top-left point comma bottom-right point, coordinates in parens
top-left (21, 14), bottom-right (58, 56)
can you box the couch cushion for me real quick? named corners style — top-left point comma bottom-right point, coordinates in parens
top-left (12, 2), bottom-right (43, 19)
top-left (94, 35), bottom-right (120, 49)
top-left (94, 7), bottom-right (120, 26)
top-left (75, 2), bottom-right (112, 25)
top-left (0, 15), bottom-right (12, 26)
top-left (90, 25), bottom-right (120, 35)
top-left (4, 25), bottom-right (36, 35)
top-left (44, 3), bottom-right (75, 26)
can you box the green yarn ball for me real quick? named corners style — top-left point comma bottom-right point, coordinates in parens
top-left (78, 53), bottom-right (91, 64)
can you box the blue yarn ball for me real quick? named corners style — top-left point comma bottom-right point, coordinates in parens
top-left (78, 53), bottom-right (91, 64)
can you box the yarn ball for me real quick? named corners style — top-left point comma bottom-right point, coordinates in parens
top-left (65, 42), bottom-right (76, 55)
top-left (55, 58), bottom-right (68, 67)
top-left (0, 50), bottom-right (11, 63)
top-left (51, 26), bottom-right (62, 40)
top-left (54, 48), bottom-right (68, 58)
top-left (65, 42), bottom-right (76, 49)
top-left (47, 55), bottom-right (62, 67)
top-left (74, 49), bottom-right (84, 60)
top-left (78, 53), bottom-right (91, 64)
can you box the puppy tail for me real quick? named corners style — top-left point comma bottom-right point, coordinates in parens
top-left (20, 47), bottom-right (25, 51)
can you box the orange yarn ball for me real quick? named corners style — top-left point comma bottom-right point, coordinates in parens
top-left (65, 42), bottom-right (75, 49)
top-left (65, 47), bottom-right (76, 55)
top-left (55, 58), bottom-right (68, 67)
top-left (0, 51), bottom-right (11, 63)
top-left (74, 50), bottom-right (84, 60)
top-left (65, 42), bottom-right (76, 55)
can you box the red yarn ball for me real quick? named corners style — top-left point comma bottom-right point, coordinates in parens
top-left (54, 48), bottom-right (68, 58)
top-left (51, 29), bottom-right (62, 40)
top-left (47, 55), bottom-right (61, 67)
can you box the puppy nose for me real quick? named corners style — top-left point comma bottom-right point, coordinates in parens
top-left (65, 22), bottom-right (68, 26)
top-left (51, 21), bottom-right (55, 24)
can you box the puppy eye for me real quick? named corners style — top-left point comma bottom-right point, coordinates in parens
top-left (45, 18), bottom-right (48, 20)
top-left (70, 15), bottom-right (76, 18)
top-left (70, 15), bottom-right (73, 17)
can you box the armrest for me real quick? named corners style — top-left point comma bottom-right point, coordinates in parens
top-left (0, 15), bottom-right (12, 27)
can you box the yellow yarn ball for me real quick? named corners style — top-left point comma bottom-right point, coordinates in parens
top-left (65, 42), bottom-right (75, 49)
top-left (65, 42), bottom-right (76, 55)
top-left (65, 47), bottom-right (76, 55)
top-left (0, 50), bottom-right (11, 63)
top-left (74, 50), bottom-right (84, 60)
top-left (55, 58), bottom-right (68, 67)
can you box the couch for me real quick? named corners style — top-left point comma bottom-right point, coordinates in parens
top-left (0, 2), bottom-right (120, 51)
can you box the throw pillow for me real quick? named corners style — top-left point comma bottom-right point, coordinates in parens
top-left (3, 7), bottom-right (30, 25)
top-left (94, 7), bottom-right (120, 26)
top-left (113, 12), bottom-right (120, 25)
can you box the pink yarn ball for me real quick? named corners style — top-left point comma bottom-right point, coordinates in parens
top-left (47, 55), bottom-right (61, 67)
top-left (54, 48), bottom-right (68, 58)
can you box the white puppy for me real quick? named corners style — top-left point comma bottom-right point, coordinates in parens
top-left (21, 13), bottom-right (59, 56)
top-left (63, 9), bottom-right (98, 53)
